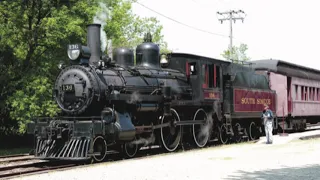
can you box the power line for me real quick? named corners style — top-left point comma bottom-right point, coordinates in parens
top-left (217, 10), bottom-right (246, 61)
top-left (135, 1), bottom-right (229, 38)
top-left (190, 0), bottom-right (228, 9)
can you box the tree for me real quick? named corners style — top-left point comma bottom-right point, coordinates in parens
top-left (221, 43), bottom-right (250, 63)
top-left (0, 0), bottom-right (100, 134)
top-left (102, 0), bottom-right (170, 54)
top-left (0, 0), bottom-right (169, 134)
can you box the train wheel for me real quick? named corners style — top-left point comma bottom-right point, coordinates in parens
top-left (92, 136), bottom-right (107, 162)
top-left (123, 137), bottom-right (138, 158)
top-left (160, 108), bottom-right (182, 152)
top-left (219, 124), bottom-right (229, 144)
top-left (248, 122), bottom-right (259, 140)
top-left (192, 109), bottom-right (210, 148)
top-left (233, 123), bottom-right (242, 143)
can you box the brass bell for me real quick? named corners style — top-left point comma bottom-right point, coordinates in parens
top-left (160, 54), bottom-right (169, 67)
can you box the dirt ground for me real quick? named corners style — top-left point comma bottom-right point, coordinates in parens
top-left (11, 134), bottom-right (320, 180)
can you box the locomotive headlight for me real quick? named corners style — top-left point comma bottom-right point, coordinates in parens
top-left (67, 44), bottom-right (91, 63)
top-left (67, 44), bottom-right (81, 60)
top-left (68, 49), bottom-right (80, 60)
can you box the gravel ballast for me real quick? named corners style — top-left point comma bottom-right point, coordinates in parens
top-left (11, 131), bottom-right (320, 180)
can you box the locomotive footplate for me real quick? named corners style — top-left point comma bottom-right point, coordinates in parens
top-left (135, 120), bottom-right (207, 132)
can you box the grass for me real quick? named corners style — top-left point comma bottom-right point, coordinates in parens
top-left (0, 147), bottom-right (31, 156)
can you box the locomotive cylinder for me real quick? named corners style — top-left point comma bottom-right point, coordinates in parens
top-left (115, 111), bottom-right (136, 141)
top-left (87, 24), bottom-right (101, 65)
top-left (112, 48), bottom-right (134, 67)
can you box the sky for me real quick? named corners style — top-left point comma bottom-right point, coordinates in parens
top-left (131, 0), bottom-right (320, 69)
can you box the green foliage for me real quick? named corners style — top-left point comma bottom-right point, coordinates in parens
top-left (0, 0), bottom-right (100, 134)
top-left (7, 76), bottom-right (61, 133)
top-left (221, 43), bottom-right (250, 63)
top-left (0, 0), bottom-right (169, 134)
top-left (103, 0), bottom-right (170, 53)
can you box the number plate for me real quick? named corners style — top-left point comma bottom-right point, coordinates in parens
top-left (61, 84), bottom-right (75, 92)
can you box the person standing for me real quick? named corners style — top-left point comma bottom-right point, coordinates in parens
top-left (261, 104), bottom-right (274, 144)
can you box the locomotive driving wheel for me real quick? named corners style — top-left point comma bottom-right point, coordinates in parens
top-left (248, 121), bottom-right (259, 140)
top-left (192, 109), bottom-right (210, 148)
top-left (160, 108), bottom-right (182, 152)
top-left (219, 124), bottom-right (229, 144)
top-left (233, 123), bottom-right (242, 143)
top-left (123, 137), bottom-right (139, 158)
top-left (92, 136), bottom-right (107, 162)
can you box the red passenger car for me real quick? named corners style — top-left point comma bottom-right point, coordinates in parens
top-left (252, 59), bottom-right (320, 132)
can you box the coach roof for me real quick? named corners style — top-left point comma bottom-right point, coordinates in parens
top-left (250, 59), bottom-right (320, 81)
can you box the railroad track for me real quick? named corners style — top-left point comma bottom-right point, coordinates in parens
top-left (0, 159), bottom-right (79, 179)
top-left (0, 154), bottom-right (83, 179)
top-left (0, 154), bottom-right (34, 164)
top-left (0, 154), bottom-right (29, 159)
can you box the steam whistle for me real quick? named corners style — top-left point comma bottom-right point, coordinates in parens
top-left (163, 86), bottom-right (172, 116)
top-left (143, 32), bottom-right (153, 43)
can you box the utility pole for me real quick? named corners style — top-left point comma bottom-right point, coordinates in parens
top-left (217, 10), bottom-right (246, 61)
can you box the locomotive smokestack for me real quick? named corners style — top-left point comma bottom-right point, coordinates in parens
top-left (87, 24), bottom-right (101, 65)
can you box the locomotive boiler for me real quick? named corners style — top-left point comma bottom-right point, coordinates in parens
top-left (27, 24), bottom-right (206, 162)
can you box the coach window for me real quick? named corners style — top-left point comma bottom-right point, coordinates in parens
top-left (304, 87), bottom-right (309, 101)
top-left (295, 85), bottom-right (299, 100)
top-left (313, 87), bottom-right (316, 101)
top-left (309, 87), bottom-right (312, 101)
top-left (301, 86), bottom-right (305, 101)
top-left (312, 87), bottom-right (316, 101)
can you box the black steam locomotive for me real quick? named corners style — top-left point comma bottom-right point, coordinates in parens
top-left (27, 23), bottom-right (277, 162)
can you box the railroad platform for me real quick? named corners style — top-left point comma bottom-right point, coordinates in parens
top-left (256, 128), bottom-right (320, 145)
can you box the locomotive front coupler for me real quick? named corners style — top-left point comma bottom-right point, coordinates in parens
top-left (45, 124), bottom-right (71, 141)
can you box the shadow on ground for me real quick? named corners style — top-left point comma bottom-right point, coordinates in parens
top-left (226, 164), bottom-right (320, 180)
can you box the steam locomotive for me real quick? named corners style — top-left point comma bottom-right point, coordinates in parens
top-left (28, 23), bottom-right (313, 162)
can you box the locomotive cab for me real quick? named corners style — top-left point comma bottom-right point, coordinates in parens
top-left (163, 53), bottom-right (225, 104)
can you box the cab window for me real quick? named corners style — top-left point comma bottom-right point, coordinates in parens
top-left (202, 64), bottom-right (220, 88)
